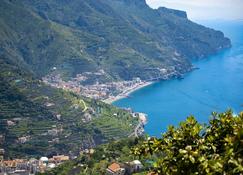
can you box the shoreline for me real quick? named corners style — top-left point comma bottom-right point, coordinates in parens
top-left (103, 81), bottom-right (155, 104)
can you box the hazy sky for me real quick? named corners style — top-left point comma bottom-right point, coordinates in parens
top-left (146, 0), bottom-right (243, 20)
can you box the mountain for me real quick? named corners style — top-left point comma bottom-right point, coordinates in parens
top-left (0, 0), bottom-right (231, 158)
top-left (0, 0), bottom-right (231, 82)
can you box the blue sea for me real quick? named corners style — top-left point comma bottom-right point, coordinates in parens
top-left (113, 21), bottom-right (243, 136)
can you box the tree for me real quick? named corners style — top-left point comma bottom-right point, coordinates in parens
top-left (132, 110), bottom-right (243, 174)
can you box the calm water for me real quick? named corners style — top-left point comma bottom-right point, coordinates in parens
top-left (113, 21), bottom-right (243, 136)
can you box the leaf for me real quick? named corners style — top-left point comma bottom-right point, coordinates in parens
top-left (179, 149), bottom-right (187, 154)
top-left (189, 155), bottom-right (195, 164)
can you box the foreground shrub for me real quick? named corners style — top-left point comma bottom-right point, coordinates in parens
top-left (133, 111), bottom-right (243, 174)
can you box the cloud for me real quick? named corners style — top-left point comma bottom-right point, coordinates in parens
top-left (146, 0), bottom-right (243, 20)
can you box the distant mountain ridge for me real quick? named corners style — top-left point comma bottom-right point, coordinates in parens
top-left (0, 0), bottom-right (231, 82)
top-left (0, 0), bottom-right (231, 158)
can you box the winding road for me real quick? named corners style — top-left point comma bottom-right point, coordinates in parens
top-left (80, 100), bottom-right (88, 112)
top-left (129, 121), bottom-right (144, 138)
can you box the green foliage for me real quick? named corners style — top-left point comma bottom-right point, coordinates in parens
top-left (40, 138), bottom-right (140, 175)
top-left (132, 111), bottom-right (243, 174)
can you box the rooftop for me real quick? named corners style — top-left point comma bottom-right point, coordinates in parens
top-left (107, 163), bottom-right (122, 172)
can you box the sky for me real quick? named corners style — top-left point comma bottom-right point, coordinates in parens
top-left (146, 0), bottom-right (243, 21)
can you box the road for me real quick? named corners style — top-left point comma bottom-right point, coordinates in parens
top-left (80, 100), bottom-right (88, 112)
top-left (129, 121), bottom-right (144, 138)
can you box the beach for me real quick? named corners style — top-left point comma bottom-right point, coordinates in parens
top-left (103, 81), bottom-right (154, 104)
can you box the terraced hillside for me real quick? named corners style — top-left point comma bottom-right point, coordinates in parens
top-left (0, 56), bottom-right (138, 158)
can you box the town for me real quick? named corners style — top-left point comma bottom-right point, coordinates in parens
top-left (0, 148), bottom-right (146, 175)
top-left (42, 69), bottom-right (151, 103)
top-left (0, 151), bottom-right (70, 175)
top-left (42, 67), bottom-right (184, 104)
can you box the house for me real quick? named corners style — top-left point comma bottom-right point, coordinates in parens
top-left (48, 155), bottom-right (70, 168)
top-left (56, 114), bottom-right (61, 120)
top-left (81, 149), bottom-right (95, 156)
top-left (124, 160), bottom-right (143, 174)
top-left (44, 102), bottom-right (55, 107)
top-left (39, 157), bottom-right (48, 164)
top-left (106, 163), bottom-right (125, 175)
top-left (52, 155), bottom-right (69, 163)
top-left (130, 160), bottom-right (143, 172)
top-left (0, 135), bottom-right (5, 144)
top-left (7, 120), bottom-right (15, 126)
top-left (3, 159), bottom-right (26, 167)
top-left (18, 136), bottom-right (30, 144)
top-left (48, 129), bottom-right (58, 136)
top-left (84, 112), bottom-right (92, 122)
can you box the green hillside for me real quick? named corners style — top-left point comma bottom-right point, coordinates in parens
top-left (0, 0), bottom-right (231, 81)
top-left (0, 56), bottom-right (138, 158)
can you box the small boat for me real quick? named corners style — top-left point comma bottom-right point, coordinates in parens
top-left (192, 66), bottom-right (200, 70)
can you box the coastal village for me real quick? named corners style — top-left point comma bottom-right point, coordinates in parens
top-left (42, 69), bottom-right (153, 103)
top-left (42, 66), bottom-right (185, 104)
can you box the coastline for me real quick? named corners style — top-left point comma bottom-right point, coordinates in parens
top-left (103, 81), bottom-right (155, 104)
